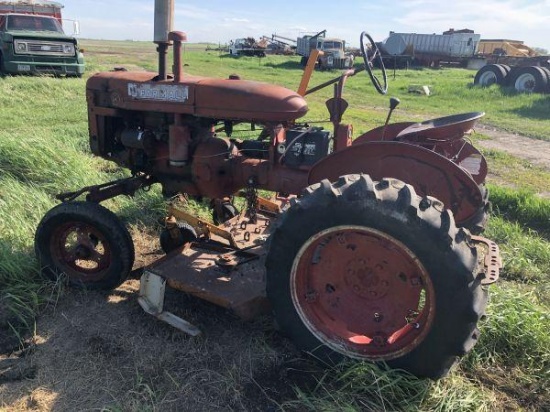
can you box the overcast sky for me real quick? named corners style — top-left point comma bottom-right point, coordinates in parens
top-left (61, 0), bottom-right (550, 51)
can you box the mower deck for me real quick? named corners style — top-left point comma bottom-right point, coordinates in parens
top-left (147, 240), bottom-right (269, 319)
top-left (138, 208), bottom-right (278, 333)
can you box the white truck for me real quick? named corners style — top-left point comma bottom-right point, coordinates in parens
top-left (297, 30), bottom-right (354, 70)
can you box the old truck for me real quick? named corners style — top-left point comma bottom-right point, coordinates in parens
top-left (0, 0), bottom-right (84, 77)
top-left (297, 30), bottom-right (354, 70)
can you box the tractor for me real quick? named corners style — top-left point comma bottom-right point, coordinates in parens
top-left (34, 4), bottom-right (500, 380)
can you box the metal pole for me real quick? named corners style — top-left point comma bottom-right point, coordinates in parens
top-left (154, 0), bottom-right (174, 81)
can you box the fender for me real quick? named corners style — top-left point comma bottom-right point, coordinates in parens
top-left (354, 123), bottom-right (488, 185)
top-left (308, 141), bottom-right (483, 225)
top-left (353, 122), bottom-right (415, 145)
top-left (433, 139), bottom-right (488, 185)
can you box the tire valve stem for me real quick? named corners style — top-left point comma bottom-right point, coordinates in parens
top-left (373, 312), bottom-right (383, 322)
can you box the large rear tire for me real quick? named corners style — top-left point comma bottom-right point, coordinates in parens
top-left (266, 174), bottom-right (487, 379)
top-left (35, 201), bottom-right (134, 290)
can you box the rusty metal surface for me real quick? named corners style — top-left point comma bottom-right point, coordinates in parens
top-left (308, 141), bottom-right (482, 225)
top-left (148, 207), bottom-right (282, 319)
top-left (433, 140), bottom-right (488, 185)
top-left (396, 112), bottom-right (485, 143)
top-left (353, 122), bottom-right (415, 144)
top-left (87, 71), bottom-right (308, 123)
top-left (149, 241), bottom-right (269, 320)
top-left (353, 122), bottom-right (488, 185)
top-left (290, 225), bottom-right (435, 359)
top-left (472, 235), bottom-right (502, 285)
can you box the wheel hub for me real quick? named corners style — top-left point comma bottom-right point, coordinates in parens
top-left (344, 258), bottom-right (390, 300)
top-left (51, 221), bottom-right (112, 281)
top-left (291, 225), bottom-right (435, 360)
top-left (74, 244), bottom-right (92, 259)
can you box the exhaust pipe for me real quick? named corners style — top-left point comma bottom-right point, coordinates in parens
top-left (154, 0), bottom-right (174, 80)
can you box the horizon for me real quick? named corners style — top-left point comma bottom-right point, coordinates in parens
top-left (55, 1), bottom-right (550, 52)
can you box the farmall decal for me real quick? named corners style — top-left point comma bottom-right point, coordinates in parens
top-left (127, 83), bottom-right (189, 102)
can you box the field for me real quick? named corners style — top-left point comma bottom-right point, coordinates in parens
top-left (1, 39), bottom-right (549, 411)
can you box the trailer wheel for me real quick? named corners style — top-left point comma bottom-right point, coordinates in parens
top-left (266, 174), bottom-right (487, 379)
top-left (509, 66), bottom-right (548, 93)
top-left (35, 201), bottom-right (134, 290)
top-left (474, 64), bottom-right (508, 86)
top-left (540, 67), bottom-right (550, 92)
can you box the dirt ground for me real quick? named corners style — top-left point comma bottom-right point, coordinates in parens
top-left (0, 230), bottom-right (321, 411)
top-left (475, 125), bottom-right (550, 170)
top-left (1, 126), bottom-right (550, 411)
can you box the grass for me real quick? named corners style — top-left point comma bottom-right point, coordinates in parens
top-left (1, 39), bottom-right (549, 411)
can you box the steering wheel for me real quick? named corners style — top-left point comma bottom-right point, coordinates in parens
top-left (360, 31), bottom-right (388, 95)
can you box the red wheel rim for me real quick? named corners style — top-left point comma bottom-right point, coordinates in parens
top-left (291, 225), bottom-right (435, 360)
top-left (49, 221), bottom-right (113, 282)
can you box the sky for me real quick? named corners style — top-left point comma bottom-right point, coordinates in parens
top-left (60, 0), bottom-right (550, 52)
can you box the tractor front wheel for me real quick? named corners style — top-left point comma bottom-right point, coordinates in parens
top-left (35, 201), bottom-right (134, 290)
top-left (266, 174), bottom-right (487, 379)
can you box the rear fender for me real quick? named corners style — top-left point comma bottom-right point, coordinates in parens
top-left (356, 126), bottom-right (488, 185)
top-left (433, 140), bottom-right (488, 185)
top-left (353, 122), bottom-right (415, 145)
top-left (308, 141), bottom-right (482, 225)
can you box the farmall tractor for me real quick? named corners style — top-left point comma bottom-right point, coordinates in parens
top-left (34, 3), bottom-right (500, 380)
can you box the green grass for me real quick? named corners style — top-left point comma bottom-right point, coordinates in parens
top-left (1, 40), bottom-right (549, 411)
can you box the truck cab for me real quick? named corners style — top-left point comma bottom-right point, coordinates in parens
top-left (297, 31), bottom-right (354, 70)
top-left (0, 1), bottom-right (84, 77)
top-left (316, 37), bottom-right (354, 69)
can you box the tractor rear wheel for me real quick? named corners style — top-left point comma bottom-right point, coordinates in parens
top-left (460, 183), bottom-right (490, 234)
top-left (35, 201), bottom-right (134, 290)
top-left (266, 174), bottom-right (487, 379)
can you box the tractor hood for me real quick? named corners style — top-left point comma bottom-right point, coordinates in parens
top-left (87, 71), bottom-right (309, 123)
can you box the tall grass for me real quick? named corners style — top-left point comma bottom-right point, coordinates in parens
top-left (1, 41), bottom-right (549, 409)
top-left (489, 185), bottom-right (550, 237)
top-left (285, 362), bottom-right (494, 411)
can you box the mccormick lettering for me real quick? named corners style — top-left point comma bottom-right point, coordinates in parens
top-left (127, 83), bottom-right (189, 102)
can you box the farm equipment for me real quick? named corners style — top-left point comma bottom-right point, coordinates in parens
top-left (0, 0), bottom-right (84, 77)
top-left (474, 63), bottom-right (550, 93)
top-left (378, 29), bottom-right (480, 68)
top-left (228, 37), bottom-right (266, 57)
top-left (472, 38), bottom-right (550, 93)
top-left (34, 1), bottom-right (501, 380)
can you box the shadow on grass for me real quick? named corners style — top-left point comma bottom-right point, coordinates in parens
top-left (508, 95), bottom-right (550, 120)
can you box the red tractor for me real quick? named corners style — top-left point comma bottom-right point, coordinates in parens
top-left (34, 14), bottom-right (500, 379)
